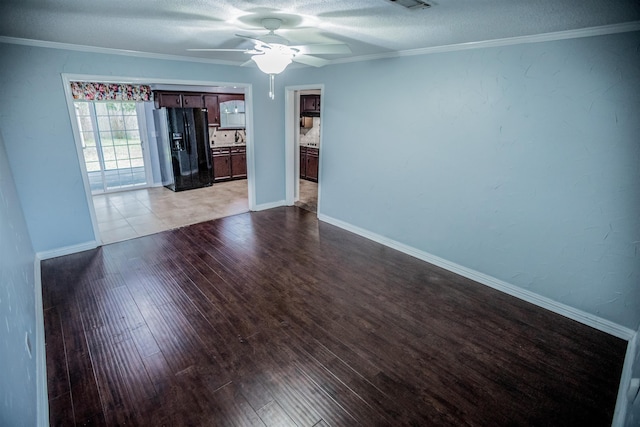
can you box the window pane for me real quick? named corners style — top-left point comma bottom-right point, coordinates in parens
top-left (80, 131), bottom-right (95, 147)
top-left (75, 102), bottom-right (90, 115)
top-left (126, 130), bottom-right (141, 142)
top-left (85, 162), bottom-right (101, 172)
top-left (131, 158), bottom-right (145, 168)
top-left (123, 103), bottom-right (136, 115)
top-left (117, 159), bottom-right (132, 169)
top-left (77, 116), bottom-right (93, 132)
top-left (100, 132), bottom-right (114, 146)
top-left (109, 116), bottom-right (125, 132)
top-left (124, 116), bottom-right (138, 130)
top-left (115, 146), bottom-right (130, 160)
top-left (95, 103), bottom-right (108, 115)
top-left (104, 160), bottom-right (117, 170)
top-left (102, 146), bottom-right (116, 161)
top-left (128, 145), bottom-right (142, 158)
top-left (97, 116), bottom-right (110, 129)
top-left (107, 102), bottom-right (122, 113)
top-left (83, 147), bottom-right (99, 163)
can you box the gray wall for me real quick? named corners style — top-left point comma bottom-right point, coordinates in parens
top-left (0, 132), bottom-right (37, 427)
top-left (0, 32), bottom-right (638, 330)
top-left (284, 31), bottom-right (640, 330)
top-left (0, 43), bottom-right (287, 253)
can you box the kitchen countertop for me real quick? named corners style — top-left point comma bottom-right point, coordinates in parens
top-left (210, 143), bottom-right (246, 148)
top-left (300, 143), bottom-right (320, 148)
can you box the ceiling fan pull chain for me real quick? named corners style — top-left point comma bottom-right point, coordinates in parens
top-left (269, 74), bottom-right (275, 100)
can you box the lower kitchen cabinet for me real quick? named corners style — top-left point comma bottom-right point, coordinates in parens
top-left (231, 147), bottom-right (247, 179)
top-left (212, 146), bottom-right (247, 182)
top-left (300, 146), bottom-right (319, 182)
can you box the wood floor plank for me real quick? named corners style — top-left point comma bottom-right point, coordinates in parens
top-left (256, 400), bottom-right (297, 426)
top-left (42, 207), bottom-right (627, 426)
top-left (43, 307), bottom-right (69, 401)
top-left (48, 392), bottom-right (74, 427)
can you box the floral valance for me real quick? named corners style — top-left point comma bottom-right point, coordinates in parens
top-left (70, 81), bottom-right (152, 101)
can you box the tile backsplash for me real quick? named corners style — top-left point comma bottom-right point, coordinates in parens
top-left (300, 117), bottom-right (321, 147)
top-left (209, 127), bottom-right (246, 146)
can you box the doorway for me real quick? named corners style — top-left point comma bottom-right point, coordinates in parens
top-left (63, 74), bottom-right (256, 246)
top-left (73, 100), bottom-right (151, 193)
top-left (285, 85), bottom-right (324, 214)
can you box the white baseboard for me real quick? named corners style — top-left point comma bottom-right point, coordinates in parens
top-left (253, 200), bottom-right (286, 212)
top-left (36, 240), bottom-right (99, 260)
top-left (613, 331), bottom-right (639, 426)
top-left (33, 258), bottom-right (49, 426)
top-left (318, 213), bottom-right (635, 341)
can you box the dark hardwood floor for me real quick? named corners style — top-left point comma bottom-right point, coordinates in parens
top-left (41, 207), bottom-right (627, 426)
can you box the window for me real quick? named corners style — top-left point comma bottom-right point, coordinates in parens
top-left (74, 101), bottom-right (148, 193)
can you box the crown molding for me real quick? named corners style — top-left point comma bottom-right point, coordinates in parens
top-left (0, 36), bottom-right (242, 66)
top-left (329, 21), bottom-right (640, 66)
top-left (1, 21), bottom-right (639, 68)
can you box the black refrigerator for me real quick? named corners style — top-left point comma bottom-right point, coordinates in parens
top-left (154, 107), bottom-right (213, 191)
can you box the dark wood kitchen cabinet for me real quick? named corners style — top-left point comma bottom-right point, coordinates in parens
top-left (204, 95), bottom-right (220, 126)
top-left (299, 146), bottom-right (307, 179)
top-left (218, 94), bottom-right (245, 103)
top-left (212, 147), bottom-right (231, 182)
top-left (154, 92), bottom-right (204, 108)
top-left (231, 147), bottom-right (247, 179)
top-left (299, 146), bottom-right (319, 182)
top-left (300, 95), bottom-right (320, 114)
top-left (212, 146), bottom-right (246, 182)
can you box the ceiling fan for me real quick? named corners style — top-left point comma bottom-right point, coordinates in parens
top-left (188, 18), bottom-right (351, 99)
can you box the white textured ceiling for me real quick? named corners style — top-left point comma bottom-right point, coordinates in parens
top-left (1, 0), bottom-right (639, 65)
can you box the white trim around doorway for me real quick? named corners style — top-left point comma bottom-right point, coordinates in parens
top-left (284, 84), bottom-right (324, 213)
top-left (61, 73), bottom-right (257, 245)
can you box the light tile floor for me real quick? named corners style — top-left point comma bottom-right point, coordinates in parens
top-left (295, 179), bottom-right (318, 213)
top-left (93, 180), bottom-right (249, 245)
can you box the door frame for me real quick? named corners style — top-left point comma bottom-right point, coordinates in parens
top-left (284, 84), bottom-right (324, 212)
top-left (62, 73), bottom-right (256, 244)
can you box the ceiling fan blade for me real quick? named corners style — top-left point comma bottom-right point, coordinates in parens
top-left (293, 55), bottom-right (330, 68)
top-left (235, 34), bottom-right (271, 50)
top-left (187, 48), bottom-right (249, 52)
top-left (290, 44), bottom-right (352, 55)
top-left (240, 59), bottom-right (255, 67)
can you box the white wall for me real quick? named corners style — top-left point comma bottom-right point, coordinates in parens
top-left (0, 132), bottom-right (37, 427)
top-left (283, 31), bottom-right (640, 330)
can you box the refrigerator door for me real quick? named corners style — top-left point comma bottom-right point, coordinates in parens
top-left (190, 108), bottom-right (213, 188)
top-left (166, 108), bottom-right (194, 191)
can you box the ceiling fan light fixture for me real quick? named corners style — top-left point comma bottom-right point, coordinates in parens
top-left (251, 51), bottom-right (292, 74)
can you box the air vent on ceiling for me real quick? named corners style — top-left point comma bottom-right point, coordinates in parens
top-left (387, 0), bottom-right (432, 10)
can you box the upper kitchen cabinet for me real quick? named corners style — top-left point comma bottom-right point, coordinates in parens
top-left (155, 92), bottom-right (204, 109)
top-left (204, 95), bottom-right (220, 127)
top-left (301, 95), bottom-right (320, 116)
top-left (219, 98), bottom-right (245, 129)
